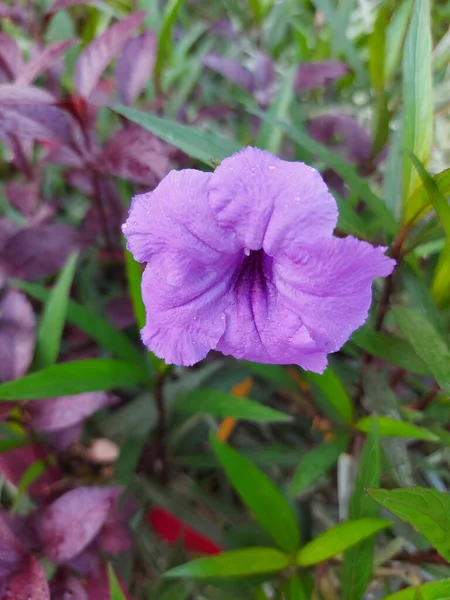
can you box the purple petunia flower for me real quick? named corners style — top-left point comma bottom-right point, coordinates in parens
top-left (122, 146), bottom-right (395, 373)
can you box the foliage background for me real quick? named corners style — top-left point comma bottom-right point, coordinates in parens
top-left (0, 0), bottom-right (449, 598)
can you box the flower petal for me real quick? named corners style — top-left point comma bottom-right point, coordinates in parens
top-left (123, 169), bottom-right (238, 264)
top-left (274, 236), bottom-right (396, 356)
top-left (208, 147), bottom-right (338, 256)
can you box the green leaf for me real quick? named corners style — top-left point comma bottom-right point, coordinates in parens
top-left (384, 579), bottom-right (450, 600)
top-left (404, 168), bottom-right (450, 224)
top-left (12, 459), bottom-right (48, 512)
top-left (408, 152), bottom-right (450, 243)
top-left (350, 328), bottom-right (430, 376)
top-left (342, 423), bottom-right (381, 600)
top-left (281, 574), bottom-right (312, 600)
top-left (414, 589), bottom-right (425, 600)
top-left (432, 241), bottom-right (450, 306)
top-left (114, 105), bottom-right (240, 164)
top-left (154, 0), bottom-right (184, 93)
top-left (367, 487), bottom-right (450, 561)
top-left (124, 249), bottom-right (145, 331)
top-left (0, 359), bottom-right (149, 400)
top-left (305, 367), bottom-right (354, 425)
top-left (180, 389), bottom-right (291, 423)
top-left (115, 435), bottom-right (146, 486)
top-left (242, 362), bottom-right (297, 391)
top-left (211, 436), bottom-right (299, 553)
top-left (393, 306), bottom-right (450, 394)
top-left (385, 0), bottom-right (413, 82)
top-left (402, 0), bottom-right (433, 205)
top-left (355, 416), bottom-right (438, 441)
top-left (34, 252), bottom-right (78, 369)
top-left (289, 436), bottom-right (348, 496)
top-left (108, 564), bottom-right (127, 600)
top-left (296, 519), bottom-right (391, 566)
top-left (12, 279), bottom-right (144, 366)
top-left (159, 582), bottom-right (192, 600)
top-left (164, 547), bottom-right (290, 578)
top-left (369, 2), bottom-right (389, 92)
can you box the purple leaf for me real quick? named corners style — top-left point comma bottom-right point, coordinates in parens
top-left (43, 145), bottom-right (86, 169)
top-left (307, 113), bottom-right (372, 165)
top-left (0, 514), bottom-right (26, 577)
top-left (4, 180), bottom-right (40, 216)
top-left (252, 52), bottom-right (275, 106)
top-left (50, 573), bottom-right (88, 600)
top-left (0, 83), bottom-right (56, 104)
top-left (0, 219), bottom-right (17, 250)
top-left (0, 445), bottom-right (61, 499)
top-left (0, 33), bottom-right (23, 81)
top-left (75, 12), bottom-right (146, 100)
top-left (46, 423), bottom-right (84, 452)
top-left (0, 289), bottom-right (36, 382)
top-left (98, 125), bottom-right (170, 185)
top-left (81, 178), bottom-right (124, 244)
top-left (294, 60), bottom-right (349, 92)
top-left (45, 0), bottom-right (104, 15)
top-left (0, 223), bottom-right (81, 280)
top-left (116, 31), bottom-right (156, 105)
top-left (99, 523), bottom-right (132, 554)
top-left (0, 104), bottom-right (77, 145)
top-left (16, 40), bottom-right (76, 85)
top-left (0, 512), bottom-right (39, 555)
top-left (84, 566), bottom-right (130, 600)
top-left (107, 296), bottom-right (134, 330)
top-left (28, 392), bottom-right (115, 432)
top-left (203, 53), bottom-right (254, 92)
top-left (0, 557), bottom-right (50, 600)
top-left (36, 487), bottom-right (121, 563)
top-left (0, 3), bottom-right (26, 26)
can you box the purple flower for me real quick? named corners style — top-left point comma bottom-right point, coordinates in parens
top-left (122, 147), bottom-right (394, 372)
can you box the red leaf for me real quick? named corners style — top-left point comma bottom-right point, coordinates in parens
top-left (0, 289), bottom-right (35, 382)
top-left (0, 84), bottom-right (55, 104)
top-left (28, 392), bottom-right (115, 432)
top-left (147, 507), bottom-right (222, 555)
top-left (116, 31), bottom-right (156, 105)
top-left (0, 557), bottom-right (50, 600)
top-left (0, 223), bottom-right (81, 280)
top-left (36, 487), bottom-right (120, 563)
top-left (0, 33), bottom-right (23, 81)
top-left (16, 40), bottom-right (76, 85)
top-left (98, 125), bottom-right (170, 185)
top-left (75, 12), bottom-right (146, 100)
top-left (294, 60), bottom-right (349, 92)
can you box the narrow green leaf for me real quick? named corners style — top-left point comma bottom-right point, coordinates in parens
top-left (242, 362), bottom-right (297, 391)
top-left (367, 487), bottom-right (450, 561)
top-left (355, 416), bottom-right (438, 441)
top-left (289, 436), bottom-right (348, 496)
top-left (414, 589), bottom-right (425, 600)
top-left (296, 519), bottom-right (391, 566)
top-left (384, 579), bottom-right (450, 600)
top-left (306, 367), bottom-right (354, 425)
top-left (385, 0), bottom-right (413, 82)
top-left (114, 105), bottom-right (240, 164)
top-left (164, 547), bottom-right (290, 578)
top-left (350, 328), bottom-right (430, 376)
top-left (402, 0), bottom-right (433, 205)
top-left (108, 564), bottom-right (127, 600)
top-left (404, 168), bottom-right (450, 224)
top-left (115, 436), bottom-right (146, 486)
top-left (342, 423), bottom-right (381, 600)
top-left (154, 0), bottom-right (184, 93)
top-left (369, 2), bottom-right (389, 92)
top-left (432, 241), bottom-right (450, 306)
top-left (12, 459), bottom-right (47, 512)
top-left (248, 0), bottom-right (263, 22)
top-left (12, 279), bottom-right (144, 366)
top-left (159, 582), bottom-right (191, 600)
top-left (124, 249), bottom-right (145, 331)
top-left (281, 574), bottom-right (312, 600)
top-left (407, 152), bottom-right (450, 243)
top-left (0, 359), bottom-right (148, 400)
top-left (211, 436), bottom-right (299, 553)
top-left (34, 252), bottom-right (78, 368)
top-left (181, 389), bottom-right (291, 423)
top-left (393, 306), bottom-right (450, 394)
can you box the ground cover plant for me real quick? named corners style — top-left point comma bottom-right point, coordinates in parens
top-left (0, 0), bottom-right (449, 598)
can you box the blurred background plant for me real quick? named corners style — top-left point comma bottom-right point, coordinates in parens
top-left (0, 0), bottom-right (449, 598)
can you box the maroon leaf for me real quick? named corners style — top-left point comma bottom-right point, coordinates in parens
top-left (84, 566), bottom-right (130, 600)
top-left (106, 296), bottom-right (134, 330)
top-left (16, 40), bottom-right (76, 85)
top-left (0, 104), bottom-right (77, 145)
top-left (116, 31), bottom-right (156, 105)
top-left (0, 514), bottom-right (26, 577)
top-left (75, 12), bottom-right (146, 100)
top-left (0, 223), bottom-right (81, 280)
top-left (0, 289), bottom-right (35, 382)
top-left (0, 512), bottom-right (39, 555)
top-left (81, 178), bottom-right (124, 244)
top-left (307, 113), bottom-right (372, 165)
top-left (4, 180), bottom-right (40, 216)
top-left (99, 523), bottom-right (132, 554)
top-left (0, 84), bottom-right (55, 104)
top-left (0, 445), bottom-right (60, 499)
top-left (0, 556), bottom-right (50, 600)
top-left (0, 219), bottom-right (17, 251)
top-left (45, 0), bottom-right (104, 15)
top-left (36, 487), bottom-right (121, 563)
top-left (203, 53), bottom-right (254, 92)
top-left (50, 572), bottom-right (88, 600)
top-left (0, 33), bottom-right (23, 81)
top-left (46, 423), bottom-right (84, 452)
top-left (98, 125), bottom-right (170, 185)
top-left (28, 392), bottom-right (115, 432)
top-left (43, 145), bottom-right (86, 169)
top-left (294, 60), bottom-right (349, 92)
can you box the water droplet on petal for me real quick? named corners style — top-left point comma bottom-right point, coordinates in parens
top-left (220, 314), bottom-right (225, 320)
top-left (244, 248), bottom-right (251, 256)
top-left (121, 224), bottom-right (127, 230)
top-left (294, 195), bottom-right (301, 202)
top-left (288, 337), bottom-right (293, 342)
top-left (268, 165), bottom-right (276, 171)
top-left (277, 322), bottom-right (281, 327)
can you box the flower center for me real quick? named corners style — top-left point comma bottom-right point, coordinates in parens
top-left (233, 248), bottom-right (273, 294)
